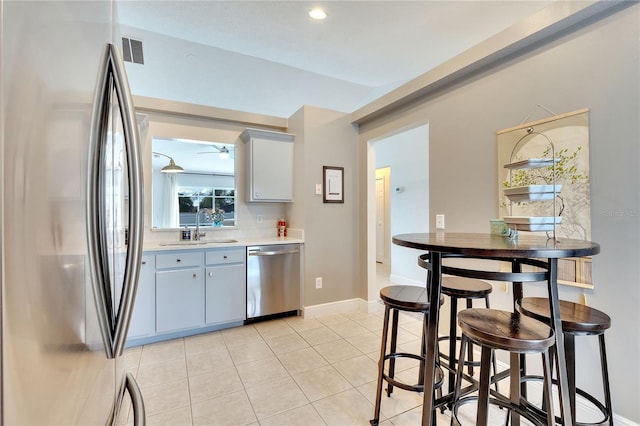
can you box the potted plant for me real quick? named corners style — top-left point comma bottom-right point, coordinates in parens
top-left (212, 208), bottom-right (225, 227)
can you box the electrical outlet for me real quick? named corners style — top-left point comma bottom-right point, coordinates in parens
top-left (257, 214), bottom-right (263, 223)
top-left (315, 277), bottom-right (322, 289)
top-left (436, 214), bottom-right (445, 230)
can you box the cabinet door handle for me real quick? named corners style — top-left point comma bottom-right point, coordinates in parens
top-left (141, 261), bottom-right (146, 265)
top-left (176, 259), bottom-right (181, 263)
top-left (223, 255), bottom-right (228, 259)
top-left (208, 272), bottom-right (213, 277)
top-left (193, 273), bottom-right (197, 279)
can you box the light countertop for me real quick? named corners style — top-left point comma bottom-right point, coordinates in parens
top-left (143, 236), bottom-right (304, 252)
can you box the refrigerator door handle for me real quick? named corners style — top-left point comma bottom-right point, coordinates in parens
top-left (88, 44), bottom-right (116, 359)
top-left (126, 373), bottom-right (146, 426)
top-left (109, 43), bottom-right (144, 358)
top-left (87, 43), bottom-right (143, 359)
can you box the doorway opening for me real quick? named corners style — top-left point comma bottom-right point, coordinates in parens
top-left (367, 123), bottom-right (429, 304)
top-left (375, 166), bottom-right (391, 265)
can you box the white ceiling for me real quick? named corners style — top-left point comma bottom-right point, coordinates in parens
top-left (117, 1), bottom-right (553, 117)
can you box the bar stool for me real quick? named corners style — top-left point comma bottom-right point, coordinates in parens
top-left (370, 285), bottom-right (444, 426)
top-left (517, 297), bottom-right (613, 426)
top-left (417, 254), bottom-right (499, 399)
top-left (452, 308), bottom-right (556, 426)
top-left (440, 276), bottom-right (498, 395)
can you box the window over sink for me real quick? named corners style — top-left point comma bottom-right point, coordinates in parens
top-left (152, 136), bottom-right (236, 229)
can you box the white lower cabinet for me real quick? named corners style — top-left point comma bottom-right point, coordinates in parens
top-left (156, 268), bottom-right (205, 333)
top-left (128, 254), bottom-right (156, 339)
top-left (206, 263), bottom-right (246, 325)
top-left (127, 246), bottom-right (246, 346)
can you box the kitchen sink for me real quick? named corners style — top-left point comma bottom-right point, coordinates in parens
top-left (159, 239), bottom-right (238, 246)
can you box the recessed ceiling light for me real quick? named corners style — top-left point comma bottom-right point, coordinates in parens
top-left (309, 8), bottom-right (327, 20)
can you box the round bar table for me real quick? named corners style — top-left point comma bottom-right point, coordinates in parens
top-left (392, 233), bottom-right (600, 426)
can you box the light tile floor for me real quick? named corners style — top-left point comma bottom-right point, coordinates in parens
top-left (119, 264), bottom-right (537, 425)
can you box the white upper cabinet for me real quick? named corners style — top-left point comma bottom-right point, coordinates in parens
top-left (241, 128), bottom-right (294, 202)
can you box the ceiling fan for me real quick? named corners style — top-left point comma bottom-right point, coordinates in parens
top-left (197, 145), bottom-right (232, 160)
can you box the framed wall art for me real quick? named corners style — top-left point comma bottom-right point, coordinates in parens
top-left (323, 166), bottom-right (344, 203)
top-left (497, 108), bottom-right (592, 288)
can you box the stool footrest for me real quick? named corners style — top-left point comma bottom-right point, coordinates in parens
top-left (519, 374), bottom-right (612, 426)
top-left (381, 353), bottom-right (445, 391)
top-left (452, 395), bottom-right (548, 426)
top-left (383, 352), bottom-right (423, 363)
top-left (382, 373), bottom-right (424, 393)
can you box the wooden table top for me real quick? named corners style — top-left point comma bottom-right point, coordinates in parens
top-left (392, 232), bottom-right (600, 259)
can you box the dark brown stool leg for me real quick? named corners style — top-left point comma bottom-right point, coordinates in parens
top-left (448, 296), bottom-right (459, 395)
top-left (476, 346), bottom-right (493, 426)
top-left (564, 333), bottom-right (577, 423)
top-left (541, 348), bottom-right (555, 426)
top-left (371, 305), bottom-right (391, 426)
top-left (386, 308), bottom-right (399, 397)
top-left (465, 298), bottom-right (474, 377)
top-left (599, 334), bottom-right (613, 426)
top-left (418, 315), bottom-right (426, 386)
top-left (451, 334), bottom-right (468, 426)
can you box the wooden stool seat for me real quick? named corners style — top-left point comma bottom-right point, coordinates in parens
top-left (459, 308), bottom-right (555, 352)
top-left (379, 285), bottom-right (431, 312)
top-left (442, 276), bottom-right (493, 299)
top-left (518, 297), bottom-right (611, 333)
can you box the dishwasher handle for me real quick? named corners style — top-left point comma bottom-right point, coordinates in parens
top-left (248, 249), bottom-right (300, 256)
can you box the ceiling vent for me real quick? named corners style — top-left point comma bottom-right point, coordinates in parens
top-left (121, 37), bottom-right (144, 64)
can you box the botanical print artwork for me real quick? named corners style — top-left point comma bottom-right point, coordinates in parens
top-left (497, 109), bottom-right (592, 287)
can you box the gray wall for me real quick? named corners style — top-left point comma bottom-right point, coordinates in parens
top-left (288, 106), bottom-right (360, 308)
top-left (357, 4), bottom-right (639, 422)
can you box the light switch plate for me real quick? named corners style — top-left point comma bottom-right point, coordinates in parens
top-left (315, 184), bottom-right (322, 195)
top-left (435, 214), bottom-right (445, 230)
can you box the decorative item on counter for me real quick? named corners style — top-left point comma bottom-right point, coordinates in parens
top-left (490, 219), bottom-right (509, 236)
top-left (212, 208), bottom-right (225, 227)
top-left (277, 218), bottom-right (287, 237)
top-left (181, 225), bottom-right (191, 241)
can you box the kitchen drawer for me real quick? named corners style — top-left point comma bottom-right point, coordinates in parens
top-left (156, 251), bottom-right (203, 269)
top-left (205, 248), bottom-right (245, 266)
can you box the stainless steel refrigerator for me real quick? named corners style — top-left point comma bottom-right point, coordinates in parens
top-left (1, 1), bottom-right (145, 424)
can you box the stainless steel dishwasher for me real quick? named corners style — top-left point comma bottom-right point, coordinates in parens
top-left (246, 244), bottom-right (301, 321)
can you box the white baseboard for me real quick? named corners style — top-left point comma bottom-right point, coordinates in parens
top-left (364, 299), bottom-right (386, 315)
top-left (302, 298), bottom-right (368, 318)
top-left (389, 274), bottom-right (424, 286)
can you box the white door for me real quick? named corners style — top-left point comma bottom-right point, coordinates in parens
top-left (376, 177), bottom-right (385, 263)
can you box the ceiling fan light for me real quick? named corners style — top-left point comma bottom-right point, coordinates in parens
top-left (219, 146), bottom-right (230, 160)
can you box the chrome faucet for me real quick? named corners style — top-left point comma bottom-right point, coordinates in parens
top-left (194, 208), bottom-right (208, 241)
